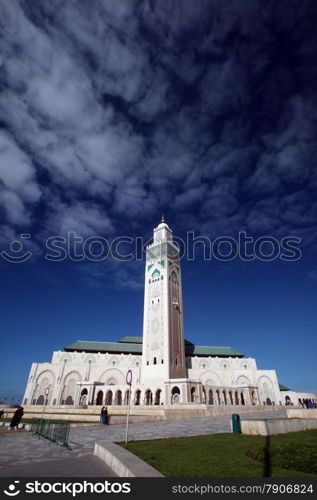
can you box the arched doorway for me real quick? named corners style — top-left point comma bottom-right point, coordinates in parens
top-left (37, 395), bottom-right (44, 405)
top-left (216, 390), bottom-right (221, 405)
top-left (171, 386), bottom-right (180, 404)
top-left (285, 395), bottom-right (291, 406)
top-left (223, 390), bottom-right (227, 405)
top-left (80, 388), bottom-right (88, 405)
top-left (191, 387), bottom-right (196, 402)
top-left (234, 391), bottom-right (239, 405)
top-left (65, 395), bottom-right (74, 405)
top-left (96, 391), bottom-right (103, 405)
top-left (106, 390), bottom-right (113, 405)
top-left (155, 389), bottom-right (161, 405)
top-left (135, 390), bottom-right (141, 405)
top-left (202, 388), bottom-right (206, 403)
top-left (266, 397), bottom-right (272, 406)
top-left (208, 390), bottom-right (213, 404)
top-left (145, 389), bottom-right (152, 405)
top-left (241, 392), bottom-right (245, 405)
top-left (115, 390), bottom-right (122, 405)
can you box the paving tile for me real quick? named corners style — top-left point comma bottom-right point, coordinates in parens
top-left (0, 410), bottom-right (287, 477)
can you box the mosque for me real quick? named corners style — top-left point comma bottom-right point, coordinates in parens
top-left (22, 219), bottom-right (313, 408)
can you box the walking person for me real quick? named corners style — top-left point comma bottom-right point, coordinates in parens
top-left (101, 406), bottom-right (109, 425)
top-left (9, 406), bottom-right (24, 430)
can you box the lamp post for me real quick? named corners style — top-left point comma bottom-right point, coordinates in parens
top-left (125, 370), bottom-right (132, 444)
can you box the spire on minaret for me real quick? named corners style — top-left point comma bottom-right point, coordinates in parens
top-left (161, 214), bottom-right (165, 223)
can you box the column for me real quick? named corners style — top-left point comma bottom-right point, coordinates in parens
top-left (88, 386), bottom-right (93, 405)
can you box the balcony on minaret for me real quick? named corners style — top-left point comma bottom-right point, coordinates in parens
top-left (153, 219), bottom-right (172, 244)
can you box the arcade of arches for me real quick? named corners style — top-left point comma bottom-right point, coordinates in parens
top-left (30, 382), bottom-right (266, 407)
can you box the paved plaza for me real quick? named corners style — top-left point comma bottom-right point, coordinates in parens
top-left (0, 410), bottom-right (287, 477)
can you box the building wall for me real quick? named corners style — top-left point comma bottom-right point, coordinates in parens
top-left (22, 349), bottom-right (283, 407)
top-left (281, 391), bottom-right (317, 406)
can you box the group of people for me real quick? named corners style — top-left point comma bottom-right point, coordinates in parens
top-left (9, 406), bottom-right (24, 430)
top-left (300, 399), bottom-right (316, 409)
top-left (100, 406), bottom-right (109, 424)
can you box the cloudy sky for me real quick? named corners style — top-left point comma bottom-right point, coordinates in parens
top-left (0, 0), bottom-right (316, 400)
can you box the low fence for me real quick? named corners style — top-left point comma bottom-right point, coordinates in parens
top-left (31, 418), bottom-right (70, 449)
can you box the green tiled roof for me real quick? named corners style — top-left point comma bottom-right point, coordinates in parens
top-left (279, 383), bottom-right (290, 391)
top-left (65, 338), bottom-right (243, 357)
top-left (65, 340), bottom-right (142, 354)
top-left (185, 345), bottom-right (243, 357)
top-left (118, 336), bottom-right (143, 344)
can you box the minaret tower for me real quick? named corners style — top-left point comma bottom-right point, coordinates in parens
top-left (141, 217), bottom-right (186, 388)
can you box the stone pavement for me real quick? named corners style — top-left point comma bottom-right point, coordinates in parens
top-left (0, 409), bottom-right (287, 477)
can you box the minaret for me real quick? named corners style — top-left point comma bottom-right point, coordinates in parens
top-left (141, 217), bottom-right (186, 385)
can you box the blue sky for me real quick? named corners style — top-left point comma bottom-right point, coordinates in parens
top-left (0, 0), bottom-right (316, 402)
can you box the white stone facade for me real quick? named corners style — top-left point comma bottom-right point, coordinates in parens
top-left (22, 219), bottom-right (311, 408)
top-left (22, 350), bottom-right (283, 407)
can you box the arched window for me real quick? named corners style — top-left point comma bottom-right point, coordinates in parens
top-left (153, 357), bottom-right (157, 365)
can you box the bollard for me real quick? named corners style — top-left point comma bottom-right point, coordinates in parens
top-left (232, 413), bottom-right (241, 434)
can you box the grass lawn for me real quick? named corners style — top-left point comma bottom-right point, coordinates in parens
top-left (120, 430), bottom-right (317, 477)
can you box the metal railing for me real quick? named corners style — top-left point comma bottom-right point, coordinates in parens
top-left (31, 418), bottom-right (70, 449)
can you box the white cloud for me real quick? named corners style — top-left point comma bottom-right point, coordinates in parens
top-left (0, 0), bottom-right (316, 271)
top-left (0, 130), bottom-right (41, 224)
top-left (48, 201), bottom-right (113, 237)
